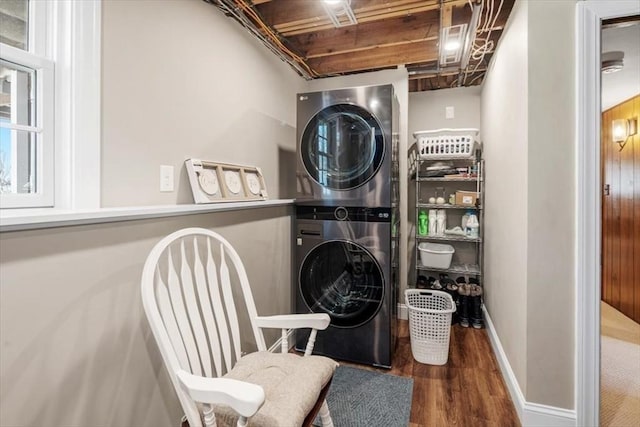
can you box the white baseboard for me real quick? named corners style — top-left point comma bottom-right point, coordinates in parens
top-left (523, 402), bottom-right (577, 427)
top-left (398, 303), bottom-right (408, 320)
top-left (483, 306), bottom-right (577, 427)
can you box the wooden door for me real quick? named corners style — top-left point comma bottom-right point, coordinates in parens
top-left (601, 94), bottom-right (640, 323)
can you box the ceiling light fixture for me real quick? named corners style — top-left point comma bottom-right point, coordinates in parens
top-left (602, 51), bottom-right (624, 74)
top-left (444, 40), bottom-right (461, 52)
top-left (322, 0), bottom-right (357, 28)
top-left (439, 24), bottom-right (468, 66)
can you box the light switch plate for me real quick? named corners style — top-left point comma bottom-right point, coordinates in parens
top-left (445, 106), bottom-right (455, 119)
top-left (160, 165), bottom-right (174, 192)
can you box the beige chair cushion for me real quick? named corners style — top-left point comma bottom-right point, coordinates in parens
top-left (214, 351), bottom-right (338, 427)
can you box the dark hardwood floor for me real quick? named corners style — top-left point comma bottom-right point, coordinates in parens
top-left (183, 320), bottom-right (520, 427)
top-left (340, 320), bottom-right (521, 427)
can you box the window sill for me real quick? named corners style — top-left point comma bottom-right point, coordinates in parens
top-left (0, 199), bottom-right (295, 232)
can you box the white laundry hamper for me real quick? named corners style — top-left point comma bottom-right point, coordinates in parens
top-left (405, 289), bottom-right (456, 365)
top-left (413, 128), bottom-right (479, 159)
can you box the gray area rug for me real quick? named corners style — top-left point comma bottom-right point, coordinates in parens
top-left (314, 365), bottom-right (413, 427)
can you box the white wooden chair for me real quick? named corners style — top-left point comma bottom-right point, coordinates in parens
top-left (141, 228), bottom-right (337, 427)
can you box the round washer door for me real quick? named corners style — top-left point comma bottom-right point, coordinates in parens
top-left (299, 240), bottom-right (384, 328)
top-left (301, 103), bottom-right (384, 190)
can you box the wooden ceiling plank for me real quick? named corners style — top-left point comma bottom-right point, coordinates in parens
top-left (308, 39), bottom-right (438, 75)
top-left (255, 0), bottom-right (335, 28)
top-left (270, 0), bottom-right (469, 36)
top-left (306, 36), bottom-right (439, 59)
top-left (296, 23), bottom-right (503, 60)
top-left (442, 3), bottom-right (452, 28)
top-left (234, 0), bottom-right (515, 91)
top-left (278, 5), bottom-right (446, 36)
top-left (289, 15), bottom-right (501, 63)
top-left (290, 10), bottom-right (440, 58)
top-left (408, 67), bottom-right (487, 80)
top-left (259, 0), bottom-right (435, 28)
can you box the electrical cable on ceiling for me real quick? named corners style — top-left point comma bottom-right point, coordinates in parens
top-left (232, 0), bottom-right (318, 77)
top-left (210, 0), bottom-right (508, 89)
top-left (467, 72), bottom-right (485, 86)
top-left (210, 0), bottom-right (317, 78)
top-left (461, 0), bottom-right (503, 85)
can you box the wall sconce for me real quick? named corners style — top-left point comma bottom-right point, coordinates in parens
top-left (612, 117), bottom-right (637, 150)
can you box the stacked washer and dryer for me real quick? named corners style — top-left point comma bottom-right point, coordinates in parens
top-left (294, 84), bottom-right (400, 368)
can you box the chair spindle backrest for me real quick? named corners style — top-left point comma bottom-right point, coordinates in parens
top-left (142, 229), bottom-right (267, 385)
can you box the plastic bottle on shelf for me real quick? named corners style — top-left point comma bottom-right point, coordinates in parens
top-left (418, 210), bottom-right (428, 236)
top-left (428, 210), bottom-right (438, 235)
top-left (461, 209), bottom-right (473, 230)
top-left (466, 213), bottom-right (479, 238)
top-left (436, 209), bottom-right (447, 235)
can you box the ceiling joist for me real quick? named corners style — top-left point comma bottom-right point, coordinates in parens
top-left (212, 0), bottom-right (515, 92)
top-left (308, 39), bottom-right (439, 75)
top-left (259, 0), bottom-right (468, 36)
top-left (293, 11), bottom-right (440, 59)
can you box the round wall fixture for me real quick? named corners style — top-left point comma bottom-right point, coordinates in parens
top-left (602, 51), bottom-right (624, 74)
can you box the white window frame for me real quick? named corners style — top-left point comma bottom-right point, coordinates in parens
top-left (0, 45), bottom-right (55, 208)
top-left (0, 0), bottom-right (101, 211)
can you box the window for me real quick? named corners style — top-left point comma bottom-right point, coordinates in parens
top-left (0, 0), bottom-right (100, 211)
top-left (0, 0), bottom-right (54, 208)
top-left (0, 61), bottom-right (38, 194)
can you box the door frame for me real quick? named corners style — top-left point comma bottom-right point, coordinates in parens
top-left (576, 2), bottom-right (640, 426)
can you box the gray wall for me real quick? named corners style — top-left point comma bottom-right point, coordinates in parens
top-left (480, 0), bottom-right (529, 396)
top-left (525, 0), bottom-right (575, 409)
top-left (101, 0), bottom-right (305, 206)
top-left (0, 210), bottom-right (293, 427)
top-left (408, 86), bottom-right (481, 136)
top-left (481, 0), bottom-right (576, 410)
top-left (1, 0), bottom-right (304, 426)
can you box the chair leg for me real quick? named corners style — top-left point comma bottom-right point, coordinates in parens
top-left (319, 400), bottom-right (333, 427)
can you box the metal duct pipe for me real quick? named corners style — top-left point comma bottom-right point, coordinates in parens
top-left (458, 1), bottom-right (482, 84)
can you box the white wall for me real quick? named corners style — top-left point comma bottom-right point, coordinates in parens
top-left (481, 0), bottom-right (576, 411)
top-left (481, 0), bottom-right (529, 394)
top-left (0, 210), bottom-right (293, 427)
top-left (525, 0), bottom-right (575, 409)
top-left (0, 1), bottom-right (306, 426)
top-left (408, 86), bottom-right (481, 136)
top-left (101, 0), bottom-right (306, 207)
top-left (307, 70), bottom-right (411, 297)
top-left (602, 24), bottom-right (640, 110)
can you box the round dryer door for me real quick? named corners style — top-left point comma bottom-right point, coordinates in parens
top-left (301, 103), bottom-right (384, 191)
top-left (299, 240), bottom-right (384, 328)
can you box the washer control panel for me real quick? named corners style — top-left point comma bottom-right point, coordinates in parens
top-left (296, 206), bottom-right (391, 222)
